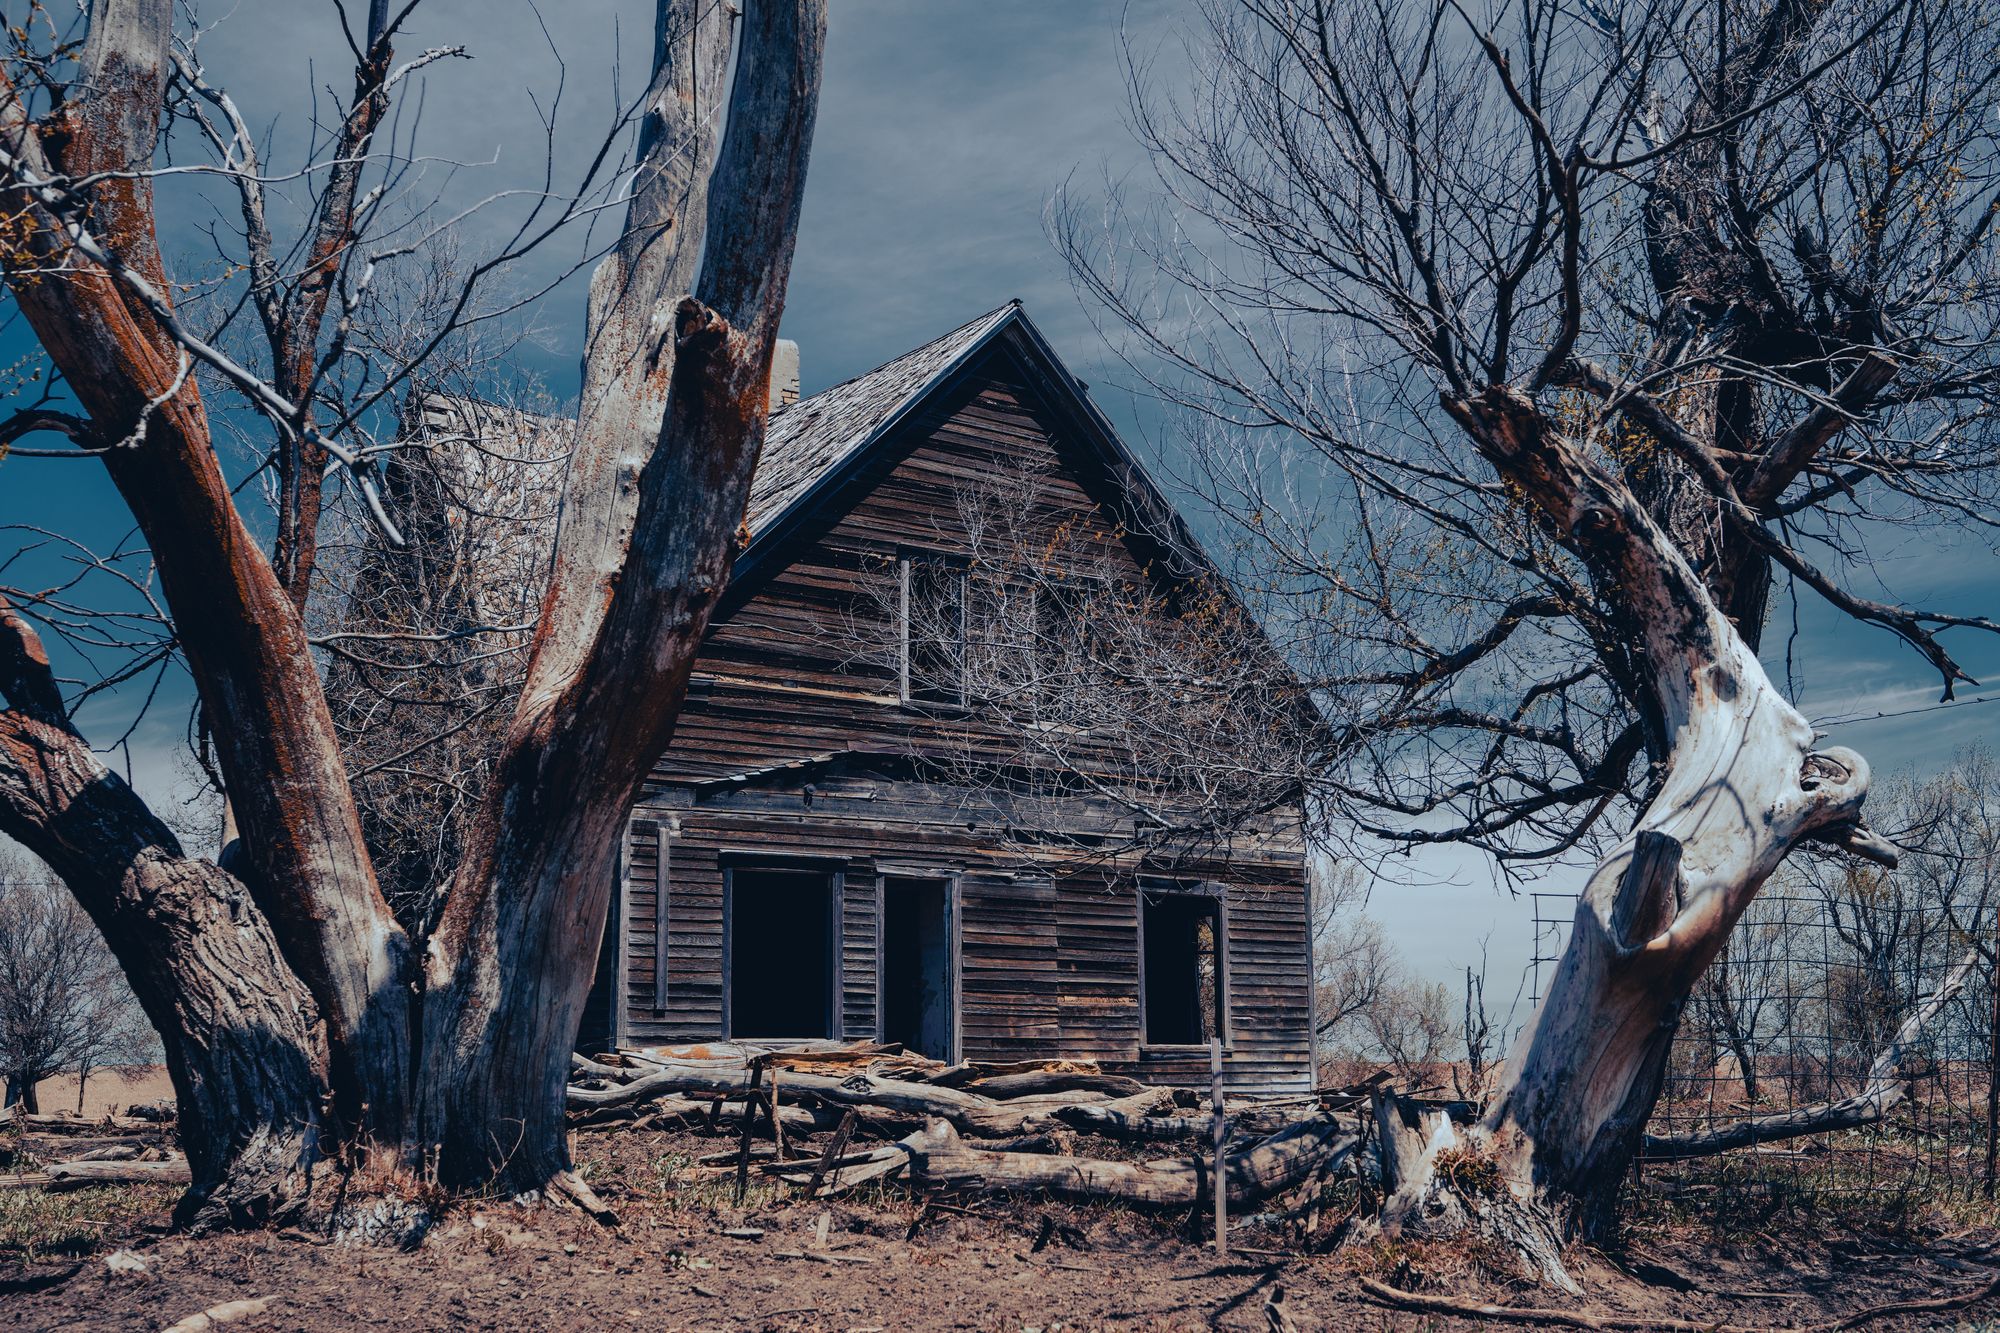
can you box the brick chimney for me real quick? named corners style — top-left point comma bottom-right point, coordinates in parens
top-left (768, 338), bottom-right (801, 410)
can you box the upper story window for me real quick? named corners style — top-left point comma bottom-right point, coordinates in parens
top-left (900, 556), bottom-right (969, 707)
top-left (897, 555), bottom-right (1123, 716)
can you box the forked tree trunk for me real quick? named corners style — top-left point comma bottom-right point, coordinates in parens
top-left (0, 0), bottom-right (825, 1228)
top-left (1376, 387), bottom-right (1896, 1289)
top-left (416, 0), bottom-right (826, 1201)
top-left (0, 0), bottom-right (410, 1141)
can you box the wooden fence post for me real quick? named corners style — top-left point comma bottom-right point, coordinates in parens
top-left (1210, 1035), bottom-right (1227, 1255)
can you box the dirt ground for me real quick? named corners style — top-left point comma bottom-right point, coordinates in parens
top-left (5, 1120), bottom-right (1999, 1331)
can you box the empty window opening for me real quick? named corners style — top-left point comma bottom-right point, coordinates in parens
top-left (729, 868), bottom-right (835, 1039)
top-left (902, 557), bottom-right (968, 706)
top-left (1141, 887), bottom-right (1225, 1046)
top-left (881, 877), bottom-right (954, 1061)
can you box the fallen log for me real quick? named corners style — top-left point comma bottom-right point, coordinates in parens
top-left (0, 1109), bottom-right (166, 1136)
top-left (894, 1114), bottom-right (1355, 1209)
top-left (50, 1158), bottom-right (191, 1187)
top-left (964, 1071), bottom-right (1147, 1100)
top-left (572, 1052), bottom-right (639, 1083)
top-left (1053, 1104), bottom-right (1211, 1140)
top-left (0, 1158), bottom-right (194, 1190)
top-left (772, 1145), bottom-right (911, 1198)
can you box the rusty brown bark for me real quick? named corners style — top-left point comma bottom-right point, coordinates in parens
top-left (0, 0), bottom-right (827, 1224)
top-left (0, 2), bottom-right (411, 1138)
top-left (267, 1), bottom-right (403, 610)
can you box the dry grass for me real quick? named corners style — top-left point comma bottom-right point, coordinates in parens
top-left (0, 1183), bottom-right (176, 1261)
top-left (1333, 1232), bottom-right (1529, 1290)
top-left (1434, 1144), bottom-right (1504, 1197)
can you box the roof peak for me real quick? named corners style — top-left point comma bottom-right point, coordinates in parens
top-left (746, 302), bottom-right (1024, 532)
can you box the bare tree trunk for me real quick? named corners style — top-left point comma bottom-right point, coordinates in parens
top-left (1366, 388), bottom-right (1896, 1288)
top-left (417, 0), bottom-right (826, 1201)
top-left (0, 604), bottom-right (326, 1227)
top-left (0, 0), bottom-right (826, 1223)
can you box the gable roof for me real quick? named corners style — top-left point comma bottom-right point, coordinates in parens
top-left (746, 302), bottom-right (1020, 534)
top-left (725, 299), bottom-right (1211, 615)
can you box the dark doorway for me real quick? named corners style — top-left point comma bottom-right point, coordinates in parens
top-left (881, 877), bottom-right (954, 1060)
top-left (729, 867), bottom-right (835, 1039)
top-left (1141, 888), bottom-right (1225, 1046)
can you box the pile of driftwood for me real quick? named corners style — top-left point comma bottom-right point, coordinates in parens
top-left (0, 1104), bottom-right (190, 1190)
top-left (566, 1041), bottom-right (1363, 1214)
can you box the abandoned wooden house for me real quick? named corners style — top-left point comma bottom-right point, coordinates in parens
top-left (572, 302), bottom-right (1318, 1096)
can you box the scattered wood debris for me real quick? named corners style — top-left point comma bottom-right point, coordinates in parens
top-left (568, 1039), bottom-right (1365, 1213)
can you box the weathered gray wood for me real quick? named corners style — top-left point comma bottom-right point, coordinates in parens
top-left (965, 1071), bottom-right (1147, 1100)
top-left (653, 824), bottom-right (672, 1010)
top-left (1209, 1036), bottom-right (1226, 1255)
top-left (566, 1064), bottom-right (1161, 1139)
top-left (42, 1158), bottom-right (192, 1188)
top-left (606, 348), bottom-right (1318, 1097)
top-left (894, 1115), bottom-right (1353, 1209)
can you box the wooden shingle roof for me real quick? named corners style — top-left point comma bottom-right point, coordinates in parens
top-left (746, 300), bottom-right (1020, 534)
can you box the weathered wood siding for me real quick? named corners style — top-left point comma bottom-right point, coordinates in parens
top-left (584, 338), bottom-right (1315, 1095)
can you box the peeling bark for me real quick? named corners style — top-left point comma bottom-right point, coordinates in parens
top-left (0, 0), bottom-right (826, 1220)
top-left (1384, 386), bottom-right (1898, 1281)
top-left (0, 0), bottom-right (410, 1137)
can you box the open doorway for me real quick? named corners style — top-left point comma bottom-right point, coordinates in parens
top-left (728, 866), bottom-right (836, 1039)
top-left (881, 876), bottom-right (955, 1060)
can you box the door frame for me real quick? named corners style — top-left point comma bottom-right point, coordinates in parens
top-left (875, 869), bottom-right (962, 1064)
top-left (719, 854), bottom-right (846, 1041)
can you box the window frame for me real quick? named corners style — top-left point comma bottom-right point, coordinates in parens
top-left (1135, 877), bottom-right (1233, 1052)
top-left (898, 552), bottom-right (972, 710)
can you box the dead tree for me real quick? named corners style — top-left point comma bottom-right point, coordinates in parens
top-left (1059, 0), bottom-right (2000, 1281)
top-left (0, 848), bottom-right (152, 1112)
top-left (0, 0), bottom-right (826, 1225)
top-left (850, 455), bottom-right (1335, 866)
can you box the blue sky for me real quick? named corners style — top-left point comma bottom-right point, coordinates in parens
top-left (3, 1), bottom-right (1998, 1010)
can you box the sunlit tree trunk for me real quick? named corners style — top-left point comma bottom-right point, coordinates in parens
top-left (0, 0), bottom-right (827, 1221)
top-left (1361, 388), bottom-right (1894, 1288)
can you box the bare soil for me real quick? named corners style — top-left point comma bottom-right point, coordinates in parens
top-left (3, 1121), bottom-right (1997, 1331)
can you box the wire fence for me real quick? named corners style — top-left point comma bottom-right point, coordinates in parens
top-left (1528, 891), bottom-right (1996, 1205)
